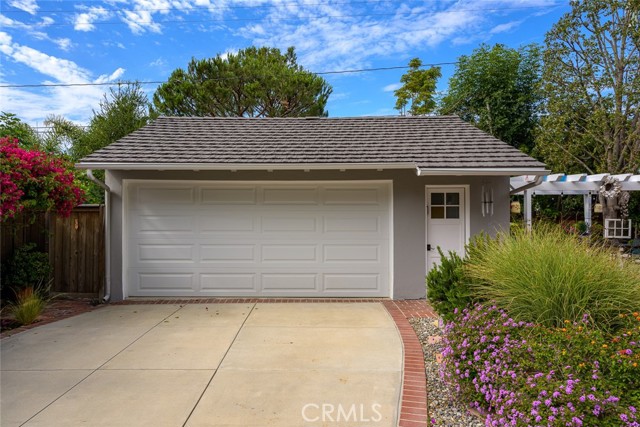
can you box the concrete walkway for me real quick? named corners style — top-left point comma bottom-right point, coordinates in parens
top-left (1, 303), bottom-right (403, 427)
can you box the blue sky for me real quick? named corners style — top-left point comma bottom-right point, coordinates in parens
top-left (0, 0), bottom-right (570, 127)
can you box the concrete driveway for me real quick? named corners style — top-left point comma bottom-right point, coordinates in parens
top-left (1, 303), bottom-right (403, 427)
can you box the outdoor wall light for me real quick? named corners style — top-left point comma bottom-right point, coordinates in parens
top-left (481, 185), bottom-right (494, 217)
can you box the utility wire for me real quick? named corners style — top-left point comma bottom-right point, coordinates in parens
top-left (0, 62), bottom-right (458, 88)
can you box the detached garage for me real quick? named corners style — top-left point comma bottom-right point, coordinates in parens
top-left (77, 115), bottom-right (547, 301)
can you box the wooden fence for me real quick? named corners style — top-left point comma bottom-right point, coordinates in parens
top-left (1, 206), bottom-right (104, 295)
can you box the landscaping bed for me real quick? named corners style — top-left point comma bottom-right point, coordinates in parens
top-left (0, 296), bottom-right (99, 338)
top-left (425, 225), bottom-right (640, 426)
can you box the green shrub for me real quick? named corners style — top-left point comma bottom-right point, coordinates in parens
top-left (2, 243), bottom-right (52, 292)
top-left (426, 247), bottom-right (473, 321)
top-left (465, 224), bottom-right (640, 330)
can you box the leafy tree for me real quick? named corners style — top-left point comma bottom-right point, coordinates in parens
top-left (0, 112), bottom-right (41, 150)
top-left (152, 46), bottom-right (332, 117)
top-left (44, 83), bottom-right (152, 203)
top-left (394, 58), bottom-right (441, 116)
top-left (536, 0), bottom-right (639, 174)
top-left (439, 44), bottom-right (542, 153)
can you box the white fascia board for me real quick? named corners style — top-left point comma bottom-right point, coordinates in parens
top-left (76, 162), bottom-right (418, 171)
top-left (418, 168), bottom-right (549, 177)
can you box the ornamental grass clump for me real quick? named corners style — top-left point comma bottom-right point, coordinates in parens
top-left (11, 286), bottom-right (47, 325)
top-left (441, 304), bottom-right (640, 426)
top-left (465, 224), bottom-right (640, 330)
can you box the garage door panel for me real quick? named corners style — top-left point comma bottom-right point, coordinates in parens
top-left (261, 245), bottom-right (317, 262)
top-left (135, 186), bottom-right (195, 207)
top-left (137, 273), bottom-right (194, 291)
top-left (324, 216), bottom-right (380, 233)
top-left (201, 187), bottom-right (256, 204)
top-left (262, 186), bottom-right (319, 204)
top-left (138, 244), bottom-right (195, 262)
top-left (136, 215), bottom-right (195, 234)
top-left (200, 274), bottom-right (257, 292)
top-left (323, 244), bottom-right (380, 262)
top-left (260, 216), bottom-right (318, 232)
top-left (126, 182), bottom-right (390, 297)
top-left (322, 187), bottom-right (381, 205)
top-left (261, 274), bottom-right (318, 292)
top-left (200, 244), bottom-right (256, 262)
top-left (200, 215), bottom-right (256, 232)
top-left (324, 274), bottom-right (380, 291)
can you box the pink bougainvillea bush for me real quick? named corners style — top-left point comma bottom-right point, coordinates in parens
top-left (1, 136), bottom-right (84, 221)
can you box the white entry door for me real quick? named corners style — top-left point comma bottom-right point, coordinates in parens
top-left (425, 187), bottom-right (467, 271)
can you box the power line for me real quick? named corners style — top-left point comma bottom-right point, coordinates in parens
top-left (0, 62), bottom-right (459, 89)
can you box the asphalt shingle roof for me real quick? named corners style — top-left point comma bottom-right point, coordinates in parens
top-left (78, 115), bottom-right (546, 172)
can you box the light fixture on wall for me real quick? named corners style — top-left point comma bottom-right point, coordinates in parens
top-left (481, 185), bottom-right (494, 217)
top-left (594, 203), bottom-right (603, 213)
top-left (510, 201), bottom-right (521, 214)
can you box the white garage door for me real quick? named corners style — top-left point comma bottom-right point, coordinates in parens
top-left (125, 181), bottom-right (391, 297)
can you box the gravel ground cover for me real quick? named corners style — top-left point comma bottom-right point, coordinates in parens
top-left (410, 317), bottom-right (484, 427)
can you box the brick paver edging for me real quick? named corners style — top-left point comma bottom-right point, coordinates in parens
top-left (113, 298), bottom-right (390, 304)
top-left (383, 301), bottom-right (434, 427)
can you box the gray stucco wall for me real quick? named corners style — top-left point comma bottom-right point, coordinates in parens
top-left (104, 169), bottom-right (509, 301)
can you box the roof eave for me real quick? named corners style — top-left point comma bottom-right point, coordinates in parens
top-left (417, 167), bottom-right (550, 176)
top-left (75, 162), bottom-right (420, 172)
top-left (76, 162), bottom-right (549, 177)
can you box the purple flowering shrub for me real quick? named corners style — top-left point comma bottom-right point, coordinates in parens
top-left (442, 304), bottom-right (640, 426)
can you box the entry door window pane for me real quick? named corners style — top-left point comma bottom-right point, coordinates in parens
top-left (431, 206), bottom-right (445, 219)
top-left (431, 193), bottom-right (444, 205)
top-left (446, 193), bottom-right (459, 205)
top-left (446, 206), bottom-right (460, 219)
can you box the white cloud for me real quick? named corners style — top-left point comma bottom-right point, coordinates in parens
top-left (234, 0), bottom-right (552, 71)
top-left (383, 83), bottom-right (401, 92)
top-left (8, 0), bottom-right (38, 15)
top-left (2, 43), bottom-right (92, 83)
top-left (120, 9), bottom-right (162, 34)
top-left (150, 57), bottom-right (166, 67)
top-left (0, 15), bottom-right (73, 51)
top-left (54, 38), bottom-right (73, 51)
top-left (0, 34), bottom-right (126, 124)
top-left (490, 20), bottom-right (523, 34)
top-left (95, 67), bottom-right (125, 83)
top-left (217, 48), bottom-right (238, 61)
top-left (74, 6), bottom-right (111, 32)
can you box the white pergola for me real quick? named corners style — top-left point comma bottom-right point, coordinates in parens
top-left (510, 173), bottom-right (640, 232)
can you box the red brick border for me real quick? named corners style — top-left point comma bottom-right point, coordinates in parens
top-left (113, 298), bottom-right (390, 304)
top-left (383, 300), bottom-right (438, 427)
